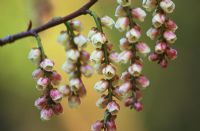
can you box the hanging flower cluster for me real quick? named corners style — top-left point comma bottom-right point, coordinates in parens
top-left (23, 0), bottom-right (178, 130)
top-left (28, 38), bottom-right (63, 120)
top-left (144, 0), bottom-right (178, 68)
top-left (89, 12), bottom-right (119, 131)
top-left (57, 20), bottom-right (94, 108)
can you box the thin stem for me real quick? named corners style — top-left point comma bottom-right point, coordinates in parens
top-left (0, 0), bottom-right (98, 46)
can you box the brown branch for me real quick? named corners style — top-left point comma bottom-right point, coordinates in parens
top-left (0, 0), bottom-right (98, 46)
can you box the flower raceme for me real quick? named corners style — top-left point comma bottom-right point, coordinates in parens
top-left (26, 0), bottom-right (178, 130)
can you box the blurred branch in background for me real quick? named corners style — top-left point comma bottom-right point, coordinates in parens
top-left (0, 0), bottom-right (98, 46)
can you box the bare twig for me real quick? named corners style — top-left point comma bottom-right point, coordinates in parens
top-left (0, 0), bottom-right (98, 46)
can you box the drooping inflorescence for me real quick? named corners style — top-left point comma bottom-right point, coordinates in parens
top-left (144, 0), bottom-right (178, 68)
top-left (0, 0), bottom-right (178, 130)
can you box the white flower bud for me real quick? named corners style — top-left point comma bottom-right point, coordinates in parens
top-left (117, 0), bottom-right (131, 7)
top-left (36, 77), bottom-right (49, 91)
top-left (69, 78), bottom-right (83, 92)
top-left (68, 95), bottom-right (81, 108)
top-left (70, 20), bottom-right (83, 32)
top-left (136, 75), bottom-right (150, 89)
top-left (101, 16), bottom-right (115, 29)
top-left (115, 5), bottom-right (126, 17)
top-left (94, 80), bottom-right (109, 93)
top-left (74, 34), bottom-right (87, 48)
top-left (58, 85), bottom-right (71, 97)
top-left (118, 82), bottom-right (132, 97)
top-left (119, 37), bottom-right (131, 50)
top-left (160, 0), bottom-right (175, 14)
top-left (57, 32), bottom-right (70, 46)
top-left (90, 32), bottom-right (107, 49)
top-left (128, 63), bottom-right (143, 77)
top-left (62, 61), bottom-right (76, 73)
top-left (107, 101), bottom-right (120, 115)
top-left (102, 65), bottom-right (116, 80)
top-left (155, 42), bottom-right (167, 54)
top-left (28, 48), bottom-right (41, 65)
top-left (96, 95), bottom-right (109, 109)
top-left (40, 59), bottom-right (54, 71)
top-left (152, 13), bottom-right (166, 28)
top-left (146, 27), bottom-right (160, 40)
top-left (32, 68), bottom-right (44, 81)
top-left (90, 49), bottom-right (104, 63)
top-left (126, 27), bottom-right (141, 43)
top-left (118, 50), bottom-right (133, 64)
top-left (80, 64), bottom-right (94, 77)
top-left (66, 49), bottom-right (80, 63)
top-left (142, 0), bottom-right (157, 12)
top-left (115, 17), bottom-right (129, 32)
top-left (88, 27), bottom-right (97, 40)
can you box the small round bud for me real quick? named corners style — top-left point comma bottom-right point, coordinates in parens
top-left (40, 59), bottom-right (54, 71)
top-left (107, 101), bottom-right (120, 115)
top-left (101, 16), bottom-right (115, 29)
top-left (102, 65), bottom-right (116, 80)
top-left (40, 108), bottom-right (54, 121)
top-left (115, 17), bottom-right (129, 32)
top-left (131, 8), bottom-right (147, 22)
top-left (50, 89), bottom-right (63, 102)
top-left (74, 34), bottom-right (87, 48)
top-left (152, 13), bottom-right (166, 28)
top-left (94, 80), bottom-right (109, 93)
top-left (28, 48), bottom-right (41, 65)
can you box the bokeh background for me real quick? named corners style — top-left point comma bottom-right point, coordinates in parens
top-left (0, 0), bottom-right (199, 131)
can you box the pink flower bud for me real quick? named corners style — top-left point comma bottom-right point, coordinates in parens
top-left (80, 50), bottom-right (90, 63)
top-left (74, 34), bottom-right (87, 48)
top-left (90, 32), bottom-right (107, 49)
top-left (166, 48), bottom-right (177, 60)
top-left (120, 71), bottom-right (131, 81)
top-left (126, 27), bottom-right (141, 43)
top-left (165, 19), bottom-right (178, 31)
top-left (69, 78), bottom-right (83, 92)
top-left (68, 95), bottom-right (81, 108)
top-left (102, 65), bottom-right (116, 80)
top-left (62, 61), bottom-right (76, 73)
top-left (40, 108), bottom-right (54, 120)
top-left (146, 27), bottom-right (160, 40)
top-left (70, 20), bottom-right (83, 32)
top-left (81, 64), bottom-right (94, 77)
top-left (101, 16), bottom-right (115, 29)
top-left (134, 101), bottom-right (143, 112)
top-left (51, 71), bottom-right (62, 86)
top-left (34, 96), bottom-right (47, 110)
top-left (119, 37), bottom-right (131, 51)
top-left (148, 53), bottom-right (159, 61)
top-left (118, 82), bottom-right (132, 97)
top-left (115, 5), bottom-right (126, 17)
top-left (50, 89), bottom-right (63, 102)
top-left (163, 30), bottom-right (177, 44)
top-left (53, 103), bottom-right (63, 115)
top-left (132, 8), bottom-right (147, 22)
top-left (96, 95), bottom-right (109, 109)
top-left (28, 48), bottom-right (41, 65)
top-left (124, 97), bottom-right (134, 107)
top-left (32, 68), bottom-right (44, 81)
top-left (66, 49), bottom-right (80, 63)
top-left (136, 75), bottom-right (150, 89)
top-left (128, 63), bottom-right (143, 77)
top-left (117, 0), bottom-right (131, 7)
top-left (91, 120), bottom-right (104, 131)
top-left (106, 119), bottom-right (117, 131)
top-left (115, 17), bottom-right (129, 32)
top-left (58, 85), bottom-right (71, 97)
top-left (77, 84), bottom-right (87, 97)
top-left (107, 101), bottom-right (120, 115)
top-left (160, 59), bottom-right (168, 68)
top-left (152, 13), bottom-right (166, 28)
top-left (118, 50), bottom-right (133, 64)
top-left (136, 42), bottom-right (151, 55)
top-left (40, 59), bottom-right (54, 71)
top-left (90, 49), bottom-right (104, 63)
top-left (36, 77), bottom-right (49, 91)
top-left (109, 52), bottom-right (119, 63)
top-left (155, 42), bottom-right (167, 54)
top-left (94, 80), bottom-right (109, 93)
top-left (160, 0), bottom-right (175, 14)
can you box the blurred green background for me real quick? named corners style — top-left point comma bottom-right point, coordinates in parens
top-left (0, 0), bottom-right (199, 131)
